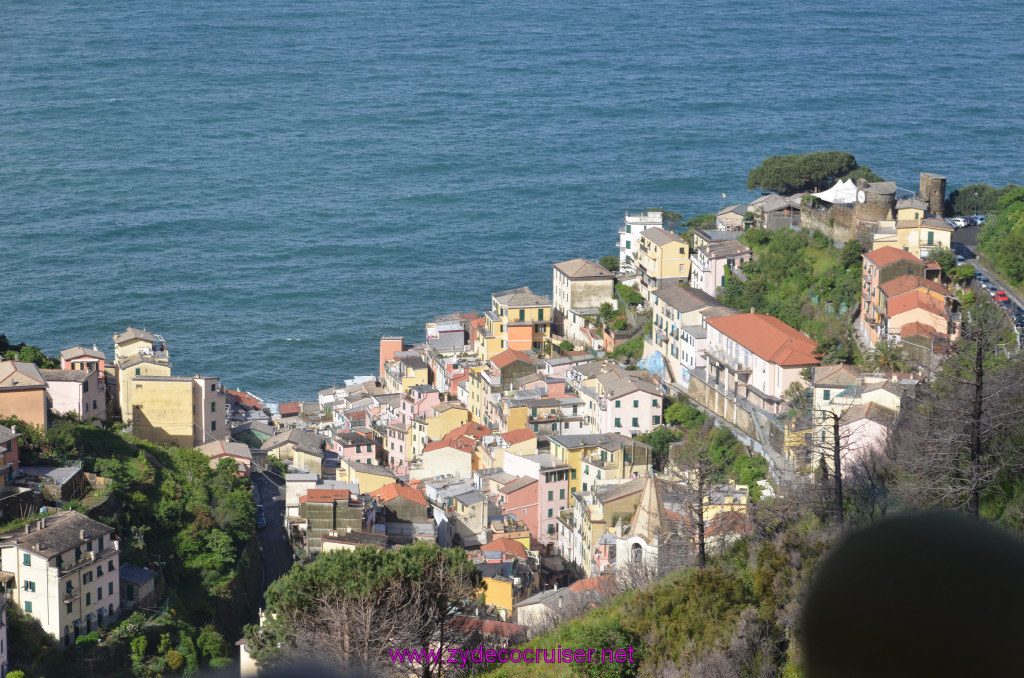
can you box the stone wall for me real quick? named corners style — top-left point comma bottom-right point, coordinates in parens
top-left (800, 202), bottom-right (873, 247)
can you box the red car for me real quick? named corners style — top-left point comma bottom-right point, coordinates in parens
top-left (994, 291), bottom-right (1010, 303)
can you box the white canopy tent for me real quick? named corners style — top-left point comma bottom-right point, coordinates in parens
top-left (812, 179), bottom-right (858, 205)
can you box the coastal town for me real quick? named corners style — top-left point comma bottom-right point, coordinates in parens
top-left (0, 167), bottom-right (1022, 677)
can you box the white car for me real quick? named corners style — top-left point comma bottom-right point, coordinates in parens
top-left (950, 217), bottom-right (968, 228)
top-left (956, 255), bottom-right (966, 266)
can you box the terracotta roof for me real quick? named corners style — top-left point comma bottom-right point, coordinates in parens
top-left (491, 349), bottom-right (538, 369)
top-left (299, 488), bottom-right (352, 504)
top-left (423, 438), bottom-right (474, 454)
top-left (863, 246), bottom-right (923, 268)
top-left (899, 322), bottom-right (945, 339)
top-left (500, 428), bottom-right (536, 446)
top-left (279, 402), bottom-right (302, 416)
top-left (554, 258), bottom-right (616, 279)
top-left (443, 421), bottom-right (492, 443)
top-left (479, 537), bottom-right (528, 558)
top-left (879, 274), bottom-right (951, 299)
top-left (567, 574), bottom-right (617, 595)
top-left (370, 482), bottom-right (427, 506)
top-left (705, 510), bottom-right (751, 539)
top-left (225, 390), bottom-right (264, 409)
top-left (705, 313), bottom-right (819, 367)
top-left (197, 440), bottom-right (252, 460)
top-left (887, 291), bottom-right (948, 318)
top-left (0, 361), bottom-right (47, 389)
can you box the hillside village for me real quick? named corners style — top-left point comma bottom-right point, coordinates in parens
top-left (0, 169), bottom-right (1021, 677)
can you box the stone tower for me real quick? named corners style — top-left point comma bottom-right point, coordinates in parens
top-left (854, 179), bottom-right (898, 224)
top-left (918, 173), bottom-right (947, 214)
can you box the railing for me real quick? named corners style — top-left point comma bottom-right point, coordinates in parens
top-left (63, 587), bottom-right (80, 602)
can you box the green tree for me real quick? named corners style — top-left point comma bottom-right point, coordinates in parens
top-left (165, 649), bottom-right (186, 672)
top-left (863, 340), bottom-right (911, 373)
top-left (599, 255), bottom-right (620, 272)
top-left (747, 152), bottom-right (860, 194)
top-left (925, 246), bottom-right (956, 277)
top-left (558, 340), bottom-right (574, 352)
top-left (946, 182), bottom-right (1020, 216)
top-left (131, 635), bottom-right (148, 663)
top-left (248, 542), bottom-right (483, 676)
top-left (663, 401), bottom-right (706, 429)
top-left (616, 283), bottom-right (643, 307)
top-left (951, 264), bottom-right (976, 287)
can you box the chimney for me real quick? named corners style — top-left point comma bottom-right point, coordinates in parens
top-left (35, 543), bottom-right (40, 551)
top-left (93, 344), bottom-right (98, 351)
top-left (40, 517), bottom-right (45, 528)
top-left (23, 525), bottom-right (29, 534)
top-left (79, 529), bottom-right (85, 540)
top-left (558, 596), bottom-right (563, 609)
top-left (10, 425), bottom-right (15, 436)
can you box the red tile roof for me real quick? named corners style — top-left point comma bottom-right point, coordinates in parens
top-left (862, 246), bottom-right (924, 268)
top-left (479, 537), bottom-right (528, 558)
top-left (899, 321), bottom-right (944, 339)
top-left (705, 313), bottom-right (819, 367)
top-left (500, 428), bottom-right (536, 446)
top-left (887, 291), bottom-right (948, 318)
top-left (423, 438), bottom-right (474, 454)
top-left (491, 349), bottom-right (538, 369)
top-left (879, 274), bottom-right (950, 299)
top-left (370, 482), bottom-right (428, 506)
top-left (279, 402), bottom-right (302, 416)
top-left (567, 574), bottom-right (617, 594)
top-left (444, 421), bottom-right (491, 442)
top-left (225, 389), bottom-right (264, 409)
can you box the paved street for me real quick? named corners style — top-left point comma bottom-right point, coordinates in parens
top-left (253, 471), bottom-right (294, 596)
top-left (952, 225), bottom-right (1024, 309)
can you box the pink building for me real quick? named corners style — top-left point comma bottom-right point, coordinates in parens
top-left (503, 453), bottom-right (570, 551)
top-left (400, 385), bottom-right (441, 422)
top-left (333, 430), bottom-right (378, 466)
top-left (498, 477), bottom-right (538, 542)
top-left (689, 240), bottom-right (753, 297)
top-left (59, 346), bottom-right (106, 374)
top-left (40, 369), bottom-right (107, 421)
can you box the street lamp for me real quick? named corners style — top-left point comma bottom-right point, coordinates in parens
top-left (975, 192), bottom-right (979, 219)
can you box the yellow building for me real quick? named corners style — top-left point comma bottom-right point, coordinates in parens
top-left (548, 433), bottom-right (653, 501)
top-left (336, 458), bottom-right (398, 492)
top-left (131, 375), bottom-right (224, 448)
top-left (635, 227), bottom-right (690, 299)
top-left (382, 353), bottom-right (430, 395)
top-left (112, 327), bottom-right (171, 421)
top-left (475, 287), bottom-right (552, 361)
top-left (895, 218), bottom-right (952, 259)
top-left (425, 402), bottom-right (471, 440)
top-left (782, 415), bottom-right (813, 471)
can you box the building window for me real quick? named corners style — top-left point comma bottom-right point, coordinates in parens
top-left (559, 489), bottom-right (565, 500)
top-left (211, 402), bottom-right (216, 412)
top-left (97, 587), bottom-right (103, 601)
top-left (126, 585), bottom-right (135, 602)
top-left (823, 389), bottom-right (830, 401)
top-left (538, 309), bottom-right (545, 321)
top-left (22, 554), bottom-right (30, 566)
top-left (86, 593), bottom-right (91, 606)
top-left (615, 400), bottom-right (621, 408)
top-left (135, 368), bottom-right (141, 376)
top-left (518, 309), bottom-right (525, 322)
top-left (108, 561), bottom-right (115, 572)
top-left (653, 415), bottom-right (661, 425)
top-left (633, 400), bottom-right (638, 408)
top-left (24, 601), bottom-right (31, 613)
top-left (211, 420), bottom-right (216, 431)
top-left (614, 417), bottom-right (621, 428)
top-left (571, 469), bottom-right (576, 479)
top-left (24, 581), bottom-right (35, 592)
top-left (109, 582), bottom-right (114, 595)
top-left (652, 399), bottom-right (659, 408)
top-left (66, 602), bottom-right (73, 613)
top-left (547, 508), bottom-right (553, 518)
top-left (547, 491), bottom-right (553, 501)
top-left (632, 417), bottom-right (639, 427)
top-left (96, 566), bottom-right (102, 578)
top-left (87, 541), bottom-right (92, 551)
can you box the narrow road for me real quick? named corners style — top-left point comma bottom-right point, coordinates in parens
top-left (952, 225), bottom-right (1024, 309)
top-left (252, 471), bottom-right (294, 595)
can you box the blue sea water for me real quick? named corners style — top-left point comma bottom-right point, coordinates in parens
top-left (3, 0), bottom-right (1023, 403)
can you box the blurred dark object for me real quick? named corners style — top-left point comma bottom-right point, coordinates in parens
top-left (802, 512), bottom-right (1024, 677)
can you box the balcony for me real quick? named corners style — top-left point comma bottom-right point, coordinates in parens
top-left (63, 587), bottom-right (81, 602)
top-left (704, 347), bottom-right (752, 375)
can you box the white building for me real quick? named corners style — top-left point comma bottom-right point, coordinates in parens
top-left (618, 211), bottom-right (664, 272)
top-left (0, 511), bottom-right (120, 647)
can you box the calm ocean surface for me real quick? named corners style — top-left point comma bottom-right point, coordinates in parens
top-left (3, 0), bottom-right (1023, 403)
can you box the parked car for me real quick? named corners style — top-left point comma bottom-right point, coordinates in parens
top-left (956, 254), bottom-right (966, 265)
top-left (256, 515), bottom-right (267, 530)
top-left (975, 215), bottom-right (987, 226)
top-left (950, 217), bottom-right (968, 228)
top-left (256, 504), bottom-right (265, 517)
top-left (994, 291), bottom-right (1010, 303)
top-left (988, 285), bottom-right (998, 296)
